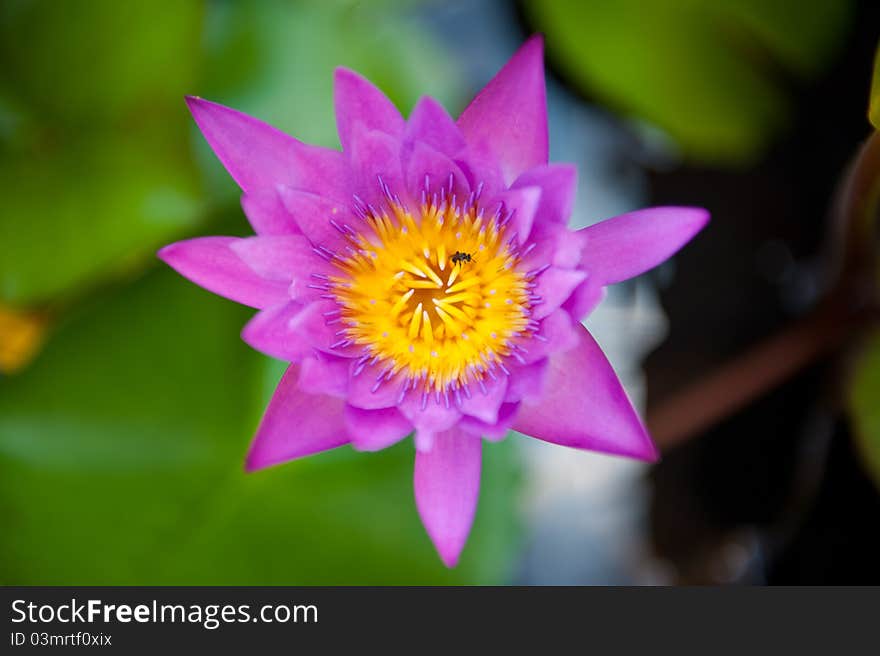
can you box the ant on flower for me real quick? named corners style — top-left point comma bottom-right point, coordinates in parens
top-left (450, 251), bottom-right (474, 266)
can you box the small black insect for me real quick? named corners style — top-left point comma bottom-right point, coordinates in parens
top-left (450, 251), bottom-right (474, 266)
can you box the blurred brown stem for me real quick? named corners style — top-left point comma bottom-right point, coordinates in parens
top-left (649, 129), bottom-right (880, 449)
top-left (648, 300), bottom-right (870, 449)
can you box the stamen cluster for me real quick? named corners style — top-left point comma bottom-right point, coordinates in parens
top-left (309, 176), bottom-right (545, 407)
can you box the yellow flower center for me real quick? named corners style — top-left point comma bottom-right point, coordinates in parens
top-left (322, 187), bottom-right (536, 400)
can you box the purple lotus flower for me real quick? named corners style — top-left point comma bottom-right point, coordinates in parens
top-left (159, 36), bottom-right (708, 567)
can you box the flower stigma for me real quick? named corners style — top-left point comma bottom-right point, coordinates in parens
top-left (311, 175), bottom-right (541, 407)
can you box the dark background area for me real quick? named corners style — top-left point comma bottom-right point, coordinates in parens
top-left (631, 0), bottom-right (879, 583)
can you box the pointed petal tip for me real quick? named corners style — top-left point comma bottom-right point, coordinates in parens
top-left (438, 548), bottom-right (462, 569)
top-left (243, 448), bottom-right (301, 473)
top-left (409, 94), bottom-right (454, 121)
top-left (661, 205), bottom-right (711, 237)
top-left (656, 204), bottom-right (712, 247)
top-left (616, 411), bottom-right (662, 464)
top-left (247, 365), bottom-right (351, 470)
top-left (521, 33), bottom-right (545, 57)
top-left (156, 243), bottom-right (175, 264)
top-left (428, 528), bottom-right (467, 569)
top-left (674, 205), bottom-right (711, 230)
top-left (183, 95), bottom-right (227, 128)
top-left (630, 436), bottom-right (661, 463)
top-left (183, 94), bottom-right (218, 117)
top-left (156, 242), bottom-right (187, 272)
top-left (156, 236), bottom-right (293, 309)
top-left (334, 67), bottom-right (404, 151)
top-left (156, 238), bottom-right (197, 270)
top-left (332, 66), bottom-right (357, 86)
top-left (244, 424), bottom-right (291, 472)
top-left (243, 445), bottom-right (275, 473)
top-left (414, 429), bottom-right (481, 573)
top-left (156, 239), bottom-right (195, 264)
top-left (578, 205), bottom-right (711, 286)
top-left (239, 313), bottom-right (270, 357)
top-left (507, 34), bottom-right (545, 76)
top-left (513, 323), bottom-right (662, 461)
top-left (458, 34), bottom-right (549, 182)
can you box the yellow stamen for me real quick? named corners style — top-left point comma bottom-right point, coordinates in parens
top-left (408, 302), bottom-right (424, 338)
top-left (329, 195), bottom-right (532, 393)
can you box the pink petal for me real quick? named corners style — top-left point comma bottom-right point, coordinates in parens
top-left (517, 309), bottom-right (580, 364)
top-left (513, 323), bottom-right (658, 461)
top-left (457, 375), bottom-right (508, 425)
top-left (521, 222), bottom-right (585, 270)
top-left (413, 427), bottom-right (482, 567)
top-left (246, 365), bottom-right (349, 471)
top-left (294, 300), bottom-right (361, 358)
top-left (345, 406), bottom-right (412, 451)
top-left (563, 278), bottom-right (606, 320)
top-left (578, 206), bottom-right (710, 285)
top-left (405, 141), bottom-right (470, 201)
top-left (400, 393), bottom-right (463, 435)
top-left (456, 145), bottom-right (505, 200)
top-left (186, 96), bottom-right (347, 198)
top-left (276, 187), bottom-right (352, 250)
top-left (242, 300), bottom-right (345, 361)
top-left (241, 189), bottom-right (299, 236)
top-left (494, 186), bottom-right (541, 242)
top-left (512, 163), bottom-right (577, 227)
top-left (532, 267), bottom-right (588, 319)
top-left (457, 36), bottom-right (548, 184)
top-left (230, 234), bottom-right (335, 287)
top-left (158, 237), bottom-right (288, 309)
top-left (347, 126), bottom-right (408, 208)
top-left (298, 353), bottom-right (350, 398)
top-left (405, 96), bottom-right (466, 157)
top-left (347, 363), bottom-right (404, 410)
top-left (458, 402), bottom-right (519, 441)
top-left (504, 359), bottom-right (549, 403)
top-left (240, 301), bottom-right (311, 361)
top-left (334, 68), bottom-right (404, 153)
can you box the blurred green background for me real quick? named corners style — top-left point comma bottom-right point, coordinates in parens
top-left (0, 0), bottom-right (517, 585)
top-left (1, 0), bottom-right (877, 584)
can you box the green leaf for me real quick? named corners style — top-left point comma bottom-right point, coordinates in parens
top-left (0, 124), bottom-right (202, 305)
top-left (201, 0), bottom-right (461, 144)
top-left (526, 0), bottom-right (853, 165)
top-left (0, 266), bottom-right (520, 583)
top-left (0, 0), bottom-right (206, 305)
top-left (0, 0), bottom-right (203, 125)
top-left (849, 331), bottom-right (880, 491)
